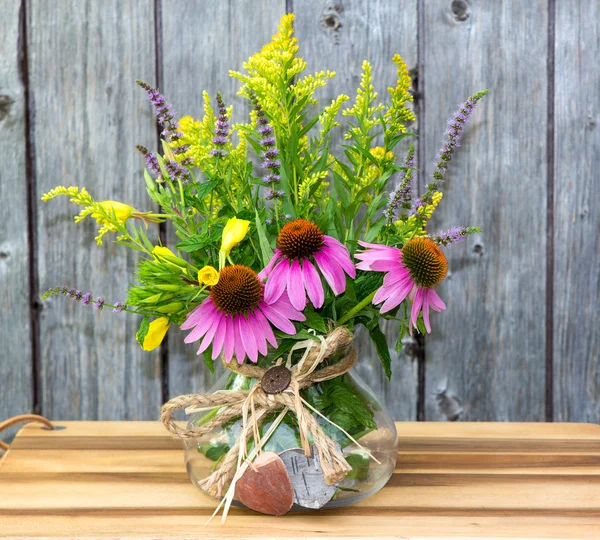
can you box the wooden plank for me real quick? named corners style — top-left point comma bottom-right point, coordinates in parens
top-left (1, 422), bottom-right (600, 538)
top-left (0, 0), bottom-right (33, 444)
top-left (422, 1), bottom-right (548, 421)
top-left (553, 2), bottom-right (600, 421)
top-left (3, 514), bottom-right (600, 539)
top-left (293, 0), bottom-right (419, 420)
top-left (29, 0), bottom-right (161, 420)
top-left (160, 0), bottom-right (286, 398)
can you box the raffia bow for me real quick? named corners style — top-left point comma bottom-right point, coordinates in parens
top-left (161, 327), bottom-right (361, 500)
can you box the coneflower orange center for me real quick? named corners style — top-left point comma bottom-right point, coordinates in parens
top-left (210, 265), bottom-right (262, 315)
top-left (402, 238), bottom-right (447, 288)
top-left (277, 219), bottom-right (324, 259)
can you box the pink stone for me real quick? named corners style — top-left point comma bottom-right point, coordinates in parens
top-left (235, 451), bottom-right (294, 516)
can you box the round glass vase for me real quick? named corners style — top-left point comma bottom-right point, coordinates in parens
top-left (183, 367), bottom-right (398, 511)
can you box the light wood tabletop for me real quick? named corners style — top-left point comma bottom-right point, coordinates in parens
top-left (1, 421), bottom-right (599, 539)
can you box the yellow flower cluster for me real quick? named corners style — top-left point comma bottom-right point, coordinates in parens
top-left (299, 171), bottom-right (329, 201)
top-left (343, 61), bottom-right (385, 141)
top-left (41, 186), bottom-right (140, 244)
top-left (317, 94), bottom-right (350, 147)
top-left (385, 54), bottom-right (415, 133)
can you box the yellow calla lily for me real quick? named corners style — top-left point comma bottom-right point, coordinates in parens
top-left (221, 217), bottom-right (250, 253)
top-left (142, 317), bottom-right (171, 351)
top-left (198, 266), bottom-right (219, 286)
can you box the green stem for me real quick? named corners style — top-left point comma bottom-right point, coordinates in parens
top-left (337, 290), bottom-right (376, 326)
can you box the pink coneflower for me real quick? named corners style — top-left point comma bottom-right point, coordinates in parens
top-left (355, 238), bottom-right (447, 334)
top-left (260, 219), bottom-right (356, 311)
top-left (181, 265), bottom-right (305, 364)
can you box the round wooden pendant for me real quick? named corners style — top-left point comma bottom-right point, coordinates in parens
top-left (261, 365), bottom-right (291, 394)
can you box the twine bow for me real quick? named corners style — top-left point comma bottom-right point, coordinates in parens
top-left (161, 327), bottom-right (362, 500)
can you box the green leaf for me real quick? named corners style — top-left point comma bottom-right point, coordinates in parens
top-left (202, 349), bottom-right (215, 375)
top-left (135, 316), bottom-right (151, 348)
top-left (255, 209), bottom-right (274, 266)
top-left (369, 324), bottom-right (392, 380)
top-left (345, 453), bottom-right (370, 480)
top-left (199, 442), bottom-right (230, 462)
top-left (303, 308), bottom-right (328, 334)
top-left (194, 179), bottom-right (219, 201)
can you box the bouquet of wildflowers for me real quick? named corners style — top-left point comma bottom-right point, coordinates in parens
top-left (42, 15), bottom-right (484, 514)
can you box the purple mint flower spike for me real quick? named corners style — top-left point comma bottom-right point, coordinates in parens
top-left (431, 226), bottom-right (468, 246)
top-left (430, 91), bottom-right (487, 189)
top-left (93, 297), bottom-right (105, 311)
top-left (81, 292), bottom-right (92, 306)
top-left (250, 94), bottom-right (281, 186)
top-left (113, 302), bottom-right (125, 313)
top-left (384, 145), bottom-right (415, 222)
top-left (136, 81), bottom-right (178, 139)
top-left (210, 92), bottom-right (230, 157)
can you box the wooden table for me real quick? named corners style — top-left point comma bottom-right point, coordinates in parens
top-left (1, 422), bottom-right (599, 539)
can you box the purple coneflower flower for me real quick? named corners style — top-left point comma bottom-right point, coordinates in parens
top-left (259, 219), bottom-right (356, 311)
top-left (356, 238), bottom-right (447, 334)
top-left (181, 265), bottom-right (305, 364)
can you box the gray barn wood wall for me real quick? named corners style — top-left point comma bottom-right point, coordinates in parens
top-left (1, 0), bottom-right (598, 441)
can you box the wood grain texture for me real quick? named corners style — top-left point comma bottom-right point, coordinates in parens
top-left (553, 2), bottom-right (600, 422)
top-left (422, 0), bottom-right (548, 421)
top-left (293, 0), bottom-right (419, 420)
top-left (1, 421), bottom-right (599, 538)
top-left (161, 0), bottom-right (286, 398)
top-left (29, 0), bottom-right (162, 420)
top-left (0, 0), bottom-right (33, 443)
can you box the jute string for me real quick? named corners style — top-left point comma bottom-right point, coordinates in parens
top-left (161, 327), bottom-right (359, 499)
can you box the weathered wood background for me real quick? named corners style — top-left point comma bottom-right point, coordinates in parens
top-left (1, 0), bottom-right (598, 440)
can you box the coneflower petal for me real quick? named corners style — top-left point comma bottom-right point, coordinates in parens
top-left (255, 308), bottom-right (278, 348)
top-left (314, 251), bottom-right (346, 295)
top-left (224, 316), bottom-right (235, 363)
top-left (211, 316), bottom-right (227, 360)
top-left (238, 316), bottom-right (258, 363)
top-left (287, 258), bottom-right (307, 311)
top-left (302, 260), bottom-right (324, 308)
top-left (264, 259), bottom-right (290, 304)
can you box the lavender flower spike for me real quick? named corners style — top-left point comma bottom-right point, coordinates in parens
top-left (429, 90), bottom-right (488, 190)
top-left (211, 92), bottom-right (230, 157)
top-left (384, 144), bottom-right (415, 222)
top-left (431, 226), bottom-right (482, 246)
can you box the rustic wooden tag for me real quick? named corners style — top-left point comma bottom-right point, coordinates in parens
top-left (235, 451), bottom-right (294, 516)
top-left (279, 447), bottom-right (337, 509)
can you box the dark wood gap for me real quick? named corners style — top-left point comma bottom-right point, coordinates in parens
top-left (416, 0), bottom-right (426, 421)
top-left (545, 0), bottom-right (556, 422)
top-left (20, 0), bottom-right (40, 416)
top-left (286, 0), bottom-right (293, 14)
top-left (153, 0), bottom-right (170, 404)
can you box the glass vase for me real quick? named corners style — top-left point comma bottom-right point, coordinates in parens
top-left (183, 363), bottom-right (398, 511)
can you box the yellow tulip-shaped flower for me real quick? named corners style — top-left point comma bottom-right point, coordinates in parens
top-left (92, 201), bottom-right (135, 225)
top-left (142, 317), bottom-right (171, 351)
top-left (221, 217), bottom-right (250, 253)
top-left (152, 246), bottom-right (175, 259)
top-left (219, 217), bottom-right (250, 268)
top-left (198, 266), bottom-right (220, 286)
top-left (151, 246), bottom-right (187, 268)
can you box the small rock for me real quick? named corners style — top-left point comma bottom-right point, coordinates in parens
top-left (279, 447), bottom-right (337, 509)
top-left (235, 451), bottom-right (294, 516)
